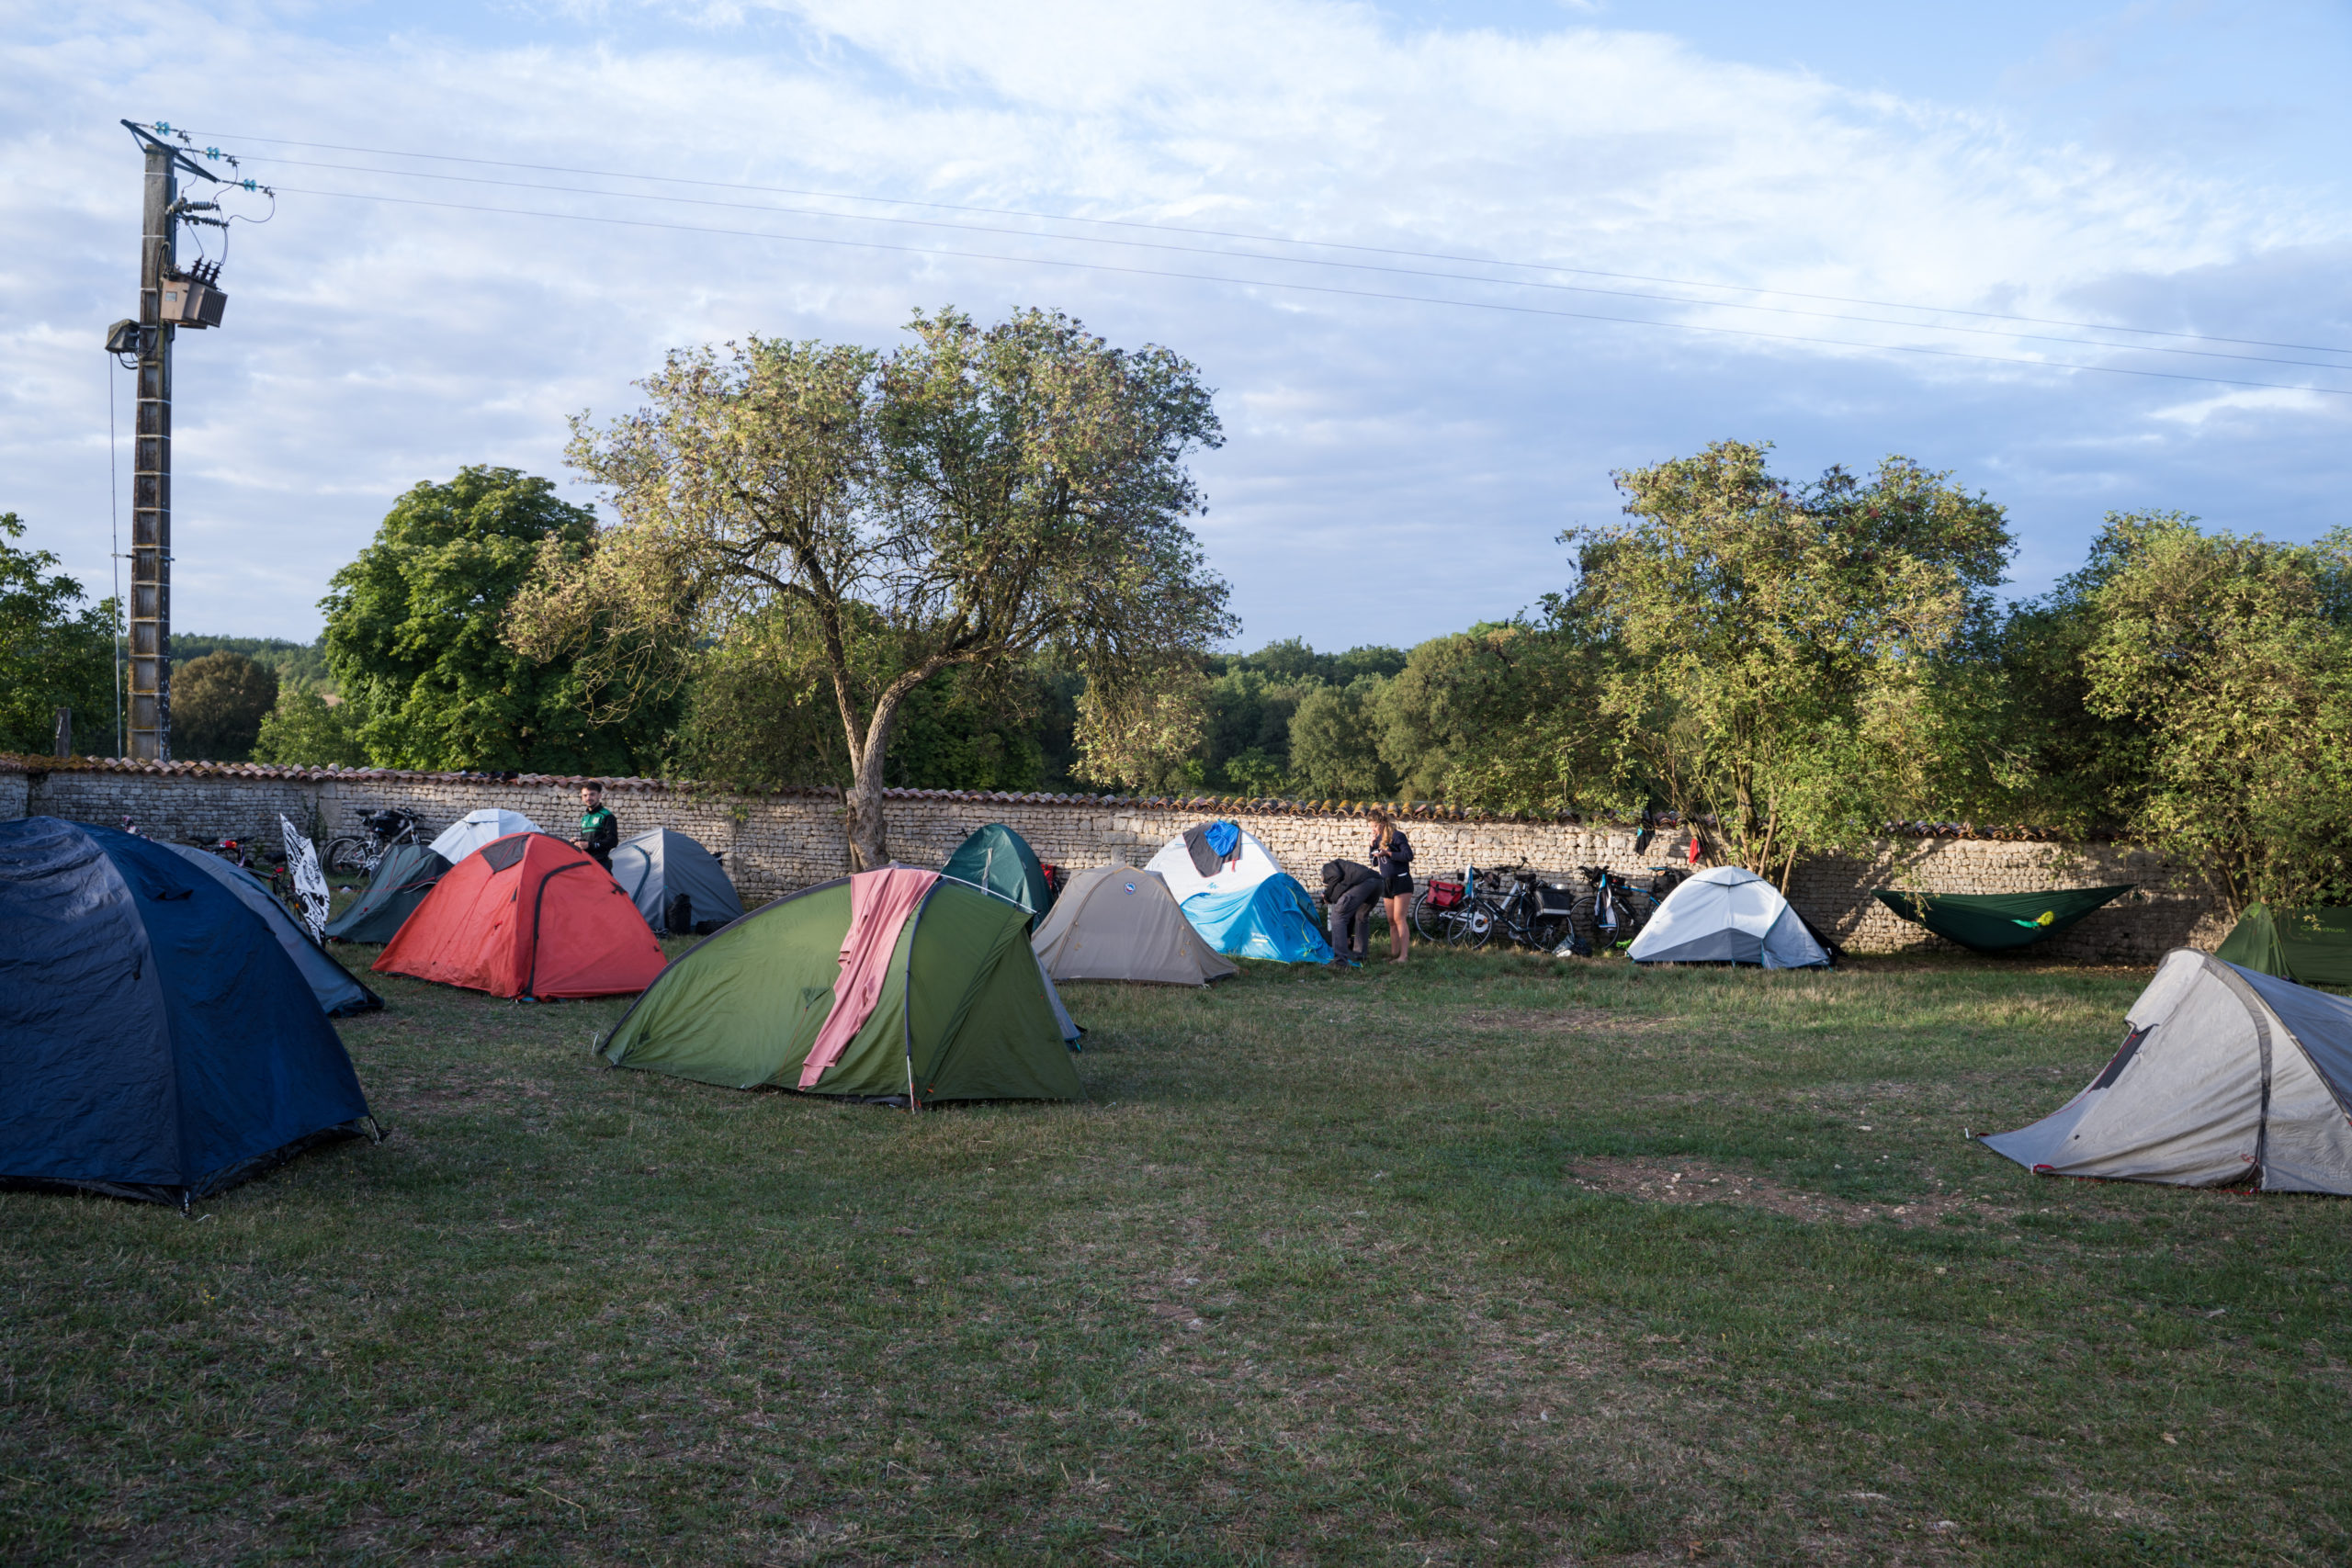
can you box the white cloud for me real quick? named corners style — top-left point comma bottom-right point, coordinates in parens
top-left (0, 0), bottom-right (2345, 649)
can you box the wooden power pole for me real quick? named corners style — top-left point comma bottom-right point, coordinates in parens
top-left (114, 121), bottom-right (234, 761)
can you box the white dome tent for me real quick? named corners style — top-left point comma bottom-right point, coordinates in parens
top-left (1143, 823), bottom-right (1283, 905)
top-left (428, 808), bottom-right (544, 863)
top-left (1625, 866), bottom-right (1833, 969)
top-left (1984, 951), bottom-right (2352, 1193)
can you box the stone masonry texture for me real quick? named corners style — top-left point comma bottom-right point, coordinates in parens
top-left (0, 756), bottom-right (2229, 963)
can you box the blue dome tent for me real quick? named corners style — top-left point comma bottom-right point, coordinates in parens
top-left (0, 818), bottom-right (375, 1207)
top-left (1181, 874), bottom-right (1335, 964)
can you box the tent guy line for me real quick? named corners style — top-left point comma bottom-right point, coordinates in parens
top-left (224, 156), bottom-right (2346, 373)
top-left (184, 125), bottom-right (2352, 357)
top-left (260, 182), bottom-right (2352, 400)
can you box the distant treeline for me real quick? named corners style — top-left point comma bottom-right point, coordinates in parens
top-left (169, 635), bottom-right (334, 694)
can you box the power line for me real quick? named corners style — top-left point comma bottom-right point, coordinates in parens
top-left (266, 181), bottom-right (2352, 400)
top-left (190, 126), bottom-right (2352, 359)
top-left (235, 154), bottom-right (2352, 374)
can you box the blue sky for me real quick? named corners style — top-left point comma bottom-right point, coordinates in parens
top-left (5, 0), bottom-right (2347, 650)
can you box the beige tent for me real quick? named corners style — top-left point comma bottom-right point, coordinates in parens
top-left (1032, 866), bottom-right (1238, 987)
top-left (1984, 949), bottom-right (2352, 1193)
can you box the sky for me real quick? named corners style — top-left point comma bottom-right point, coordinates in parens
top-left (4, 0), bottom-right (2348, 651)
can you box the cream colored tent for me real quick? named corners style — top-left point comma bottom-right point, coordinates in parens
top-left (1031, 866), bottom-right (1238, 987)
top-left (1983, 949), bottom-right (2352, 1193)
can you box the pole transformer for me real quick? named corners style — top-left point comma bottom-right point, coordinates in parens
top-left (111, 121), bottom-right (237, 761)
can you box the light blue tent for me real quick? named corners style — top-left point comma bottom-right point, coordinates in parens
top-left (1182, 874), bottom-right (1334, 964)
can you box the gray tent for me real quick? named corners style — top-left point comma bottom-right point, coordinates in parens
top-left (1625, 866), bottom-right (1832, 969)
top-left (610, 829), bottom-right (746, 935)
top-left (1032, 866), bottom-right (1238, 986)
top-left (164, 843), bottom-right (383, 1017)
top-left (323, 842), bottom-right (450, 944)
top-left (1984, 949), bottom-right (2352, 1193)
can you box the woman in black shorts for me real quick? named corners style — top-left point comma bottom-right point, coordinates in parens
top-left (1368, 808), bottom-right (1414, 964)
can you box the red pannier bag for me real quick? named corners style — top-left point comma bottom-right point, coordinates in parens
top-left (1425, 878), bottom-right (1464, 910)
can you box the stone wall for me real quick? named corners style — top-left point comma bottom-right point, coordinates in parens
top-left (0, 756), bottom-right (2228, 962)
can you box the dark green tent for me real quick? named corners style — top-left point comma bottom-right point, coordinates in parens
top-left (323, 842), bottom-right (451, 944)
top-left (1873, 885), bottom-right (2132, 953)
top-left (2214, 904), bottom-right (2352, 988)
top-left (601, 872), bottom-right (1080, 1105)
top-left (942, 822), bottom-right (1053, 924)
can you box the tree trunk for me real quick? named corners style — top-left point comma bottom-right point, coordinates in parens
top-left (842, 766), bottom-right (890, 872)
top-left (840, 687), bottom-right (916, 872)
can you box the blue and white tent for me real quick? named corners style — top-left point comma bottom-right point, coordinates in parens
top-left (1146, 825), bottom-right (1332, 964)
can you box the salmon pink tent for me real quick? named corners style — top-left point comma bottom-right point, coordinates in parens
top-left (373, 833), bottom-right (666, 999)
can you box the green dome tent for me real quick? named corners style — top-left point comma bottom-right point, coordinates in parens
top-left (323, 842), bottom-right (450, 944)
top-left (942, 822), bottom-right (1054, 925)
top-left (601, 867), bottom-right (1080, 1106)
top-left (1873, 885), bottom-right (2133, 953)
top-left (2213, 904), bottom-right (2352, 988)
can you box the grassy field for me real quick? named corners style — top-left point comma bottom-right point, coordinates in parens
top-left (5, 931), bottom-right (2348, 1566)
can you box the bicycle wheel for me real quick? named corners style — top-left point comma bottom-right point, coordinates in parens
top-left (1569, 895), bottom-right (1641, 953)
top-left (324, 837), bottom-right (370, 876)
top-left (1409, 887), bottom-right (1455, 944)
top-left (1529, 911), bottom-right (1572, 953)
top-left (1451, 897), bottom-right (1500, 948)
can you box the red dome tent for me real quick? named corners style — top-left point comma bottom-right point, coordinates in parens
top-left (373, 834), bottom-right (666, 999)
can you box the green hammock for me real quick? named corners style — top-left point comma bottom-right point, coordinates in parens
top-left (1872, 885), bottom-right (2133, 953)
top-left (2213, 903), bottom-right (2352, 988)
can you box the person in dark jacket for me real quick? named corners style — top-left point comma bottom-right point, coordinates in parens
top-left (573, 781), bottom-right (619, 870)
top-left (1320, 859), bottom-right (1383, 967)
top-left (1368, 807), bottom-right (1414, 963)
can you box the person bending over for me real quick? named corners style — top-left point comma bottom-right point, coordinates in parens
top-left (574, 782), bottom-right (619, 870)
top-left (1320, 859), bottom-right (1383, 968)
top-left (1368, 807), bottom-right (1414, 964)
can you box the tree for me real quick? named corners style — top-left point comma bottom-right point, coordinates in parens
top-left (517, 309), bottom-right (1235, 865)
top-left (171, 634), bottom-right (333, 694)
top-left (670, 599), bottom-right (1058, 794)
top-left (1570, 442), bottom-right (2011, 880)
top-left (252, 689), bottom-right (368, 768)
top-left (1391, 620), bottom-right (1614, 815)
top-left (2076, 513), bottom-right (2352, 909)
top-left (321, 467), bottom-right (673, 773)
top-left (171, 650), bottom-right (279, 761)
top-left (1287, 678), bottom-right (1396, 797)
top-left (0, 512), bottom-right (117, 755)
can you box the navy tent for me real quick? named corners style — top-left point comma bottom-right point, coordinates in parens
top-left (0, 818), bottom-right (374, 1206)
top-left (165, 842), bottom-right (383, 1017)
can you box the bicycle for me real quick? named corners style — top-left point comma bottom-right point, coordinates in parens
top-left (189, 833), bottom-right (297, 906)
top-left (1412, 863), bottom-right (1580, 951)
top-left (325, 807), bottom-right (423, 879)
top-left (1563, 864), bottom-right (1690, 954)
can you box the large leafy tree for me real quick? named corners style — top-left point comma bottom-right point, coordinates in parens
top-left (0, 512), bottom-right (117, 756)
top-left (2075, 513), bottom-right (2352, 909)
top-left (1569, 441), bottom-right (2012, 879)
top-left (322, 467), bottom-right (672, 773)
top-left (172, 650), bottom-right (279, 761)
top-left (668, 599), bottom-right (1057, 794)
top-left (515, 309), bottom-right (1235, 866)
top-left (252, 689), bottom-right (368, 768)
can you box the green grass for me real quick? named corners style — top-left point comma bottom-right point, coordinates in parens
top-left (6, 936), bottom-right (2349, 1565)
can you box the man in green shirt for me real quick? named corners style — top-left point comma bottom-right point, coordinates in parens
top-left (573, 782), bottom-right (619, 870)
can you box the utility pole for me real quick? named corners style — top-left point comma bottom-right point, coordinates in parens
top-left (129, 130), bottom-right (177, 760)
top-left (111, 121), bottom-right (238, 761)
